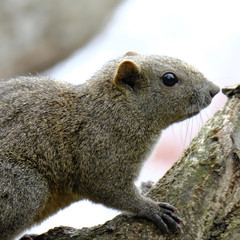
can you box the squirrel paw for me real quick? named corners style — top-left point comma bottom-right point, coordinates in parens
top-left (145, 202), bottom-right (183, 234)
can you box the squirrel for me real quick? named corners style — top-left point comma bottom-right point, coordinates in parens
top-left (0, 51), bottom-right (220, 240)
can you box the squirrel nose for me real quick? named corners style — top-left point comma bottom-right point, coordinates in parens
top-left (209, 84), bottom-right (220, 98)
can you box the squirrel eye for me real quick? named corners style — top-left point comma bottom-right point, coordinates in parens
top-left (161, 72), bottom-right (179, 87)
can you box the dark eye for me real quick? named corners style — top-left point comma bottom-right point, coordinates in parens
top-left (161, 72), bottom-right (179, 87)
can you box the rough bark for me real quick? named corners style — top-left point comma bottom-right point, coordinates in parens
top-left (21, 87), bottom-right (240, 240)
top-left (0, 0), bottom-right (122, 78)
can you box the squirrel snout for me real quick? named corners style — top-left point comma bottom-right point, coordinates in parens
top-left (209, 84), bottom-right (220, 98)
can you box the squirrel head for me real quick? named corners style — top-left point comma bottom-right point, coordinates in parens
top-left (111, 52), bottom-right (219, 128)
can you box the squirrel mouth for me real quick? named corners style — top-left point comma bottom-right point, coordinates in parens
top-left (179, 110), bottom-right (200, 122)
top-left (177, 111), bottom-right (200, 123)
top-left (187, 111), bottom-right (200, 118)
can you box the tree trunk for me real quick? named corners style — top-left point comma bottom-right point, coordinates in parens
top-left (21, 86), bottom-right (240, 240)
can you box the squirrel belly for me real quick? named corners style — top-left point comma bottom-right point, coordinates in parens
top-left (0, 52), bottom-right (220, 239)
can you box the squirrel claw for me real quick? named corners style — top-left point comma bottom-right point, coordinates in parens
top-left (145, 201), bottom-right (183, 234)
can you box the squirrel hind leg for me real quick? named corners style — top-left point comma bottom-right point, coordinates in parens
top-left (0, 160), bottom-right (48, 240)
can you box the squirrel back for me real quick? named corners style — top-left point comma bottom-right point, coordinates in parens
top-left (0, 52), bottom-right (219, 239)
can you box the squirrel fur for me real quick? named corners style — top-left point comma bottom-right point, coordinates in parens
top-left (0, 52), bottom-right (220, 239)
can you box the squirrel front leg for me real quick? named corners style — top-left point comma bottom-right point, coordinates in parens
top-left (93, 183), bottom-right (182, 233)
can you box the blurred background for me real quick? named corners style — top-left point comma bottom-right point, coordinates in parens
top-left (1, 0), bottom-right (239, 238)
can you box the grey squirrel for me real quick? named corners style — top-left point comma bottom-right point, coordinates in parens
top-left (0, 52), bottom-right (220, 239)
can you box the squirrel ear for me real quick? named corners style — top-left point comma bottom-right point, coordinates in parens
top-left (124, 51), bottom-right (139, 57)
top-left (114, 60), bottom-right (140, 92)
